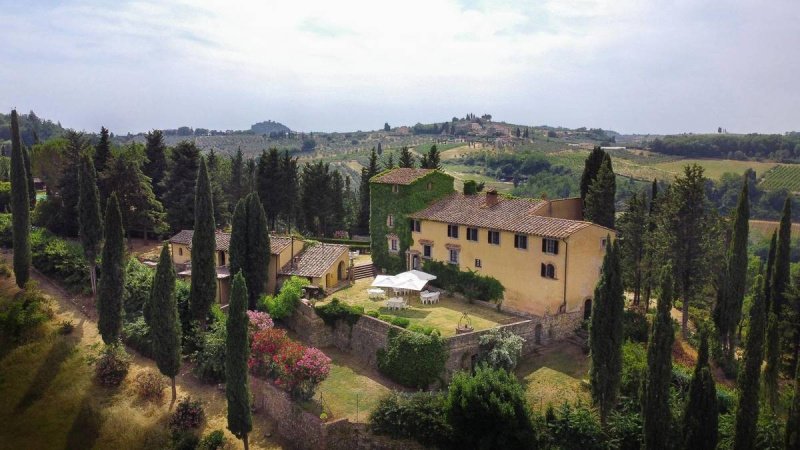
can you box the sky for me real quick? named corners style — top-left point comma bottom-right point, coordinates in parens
top-left (1, 0), bottom-right (798, 135)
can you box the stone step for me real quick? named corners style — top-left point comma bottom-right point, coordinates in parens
top-left (352, 264), bottom-right (376, 280)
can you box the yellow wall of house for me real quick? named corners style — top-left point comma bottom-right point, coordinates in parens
top-left (533, 198), bottom-right (583, 220)
top-left (409, 220), bottom-right (611, 316)
top-left (269, 242), bottom-right (307, 294)
top-left (171, 243), bottom-right (191, 265)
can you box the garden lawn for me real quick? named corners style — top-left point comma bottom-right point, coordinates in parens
top-left (321, 279), bottom-right (521, 337)
top-left (515, 341), bottom-right (590, 411)
top-left (313, 347), bottom-right (393, 422)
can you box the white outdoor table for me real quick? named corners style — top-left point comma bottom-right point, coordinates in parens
top-left (385, 298), bottom-right (405, 310)
top-left (420, 291), bottom-right (440, 305)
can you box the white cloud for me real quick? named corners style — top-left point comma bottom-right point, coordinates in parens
top-left (0, 0), bottom-right (798, 133)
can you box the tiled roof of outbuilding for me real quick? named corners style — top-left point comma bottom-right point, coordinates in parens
top-left (169, 230), bottom-right (294, 255)
top-left (279, 243), bottom-right (349, 278)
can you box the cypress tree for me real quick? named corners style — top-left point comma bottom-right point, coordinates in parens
top-left (190, 157), bottom-right (217, 325)
top-left (9, 109), bottom-right (31, 288)
top-left (226, 271), bottom-right (252, 450)
top-left (97, 194), bottom-right (125, 344)
top-left (357, 148), bottom-right (379, 234)
top-left (733, 273), bottom-right (767, 450)
top-left (384, 152), bottom-right (395, 170)
top-left (589, 238), bottom-right (624, 424)
top-left (642, 269), bottom-right (675, 449)
top-left (150, 243), bottom-right (182, 401)
top-left (229, 148), bottom-right (244, 212)
top-left (22, 146), bottom-right (35, 208)
top-left (422, 145), bottom-right (441, 170)
top-left (618, 190), bottom-right (647, 305)
top-left (78, 153), bottom-right (103, 295)
top-left (398, 146), bottom-right (414, 168)
top-left (787, 364), bottom-right (800, 449)
top-left (230, 193), bottom-right (270, 308)
top-left (580, 146), bottom-right (608, 204)
top-left (583, 156), bottom-right (616, 229)
top-left (765, 197), bottom-right (791, 410)
top-left (682, 332), bottom-right (719, 450)
top-left (256, 148), bottom-right (281, 230)
top-left (642, 179), bottom-right (659, 309)
top-left (714, 176), bottom-right (749, 363)
top-left (280, 150), bottom-right (300, 229)
top-left (94, 126), bottom-right (112, 175)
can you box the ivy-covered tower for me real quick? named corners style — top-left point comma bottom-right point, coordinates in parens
top-left (369, 168), bottom-right (454, 273)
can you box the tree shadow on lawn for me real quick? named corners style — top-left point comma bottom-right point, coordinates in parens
top-left (64, 378), bottom-right (126, 450)
top-left (13, 319), bottom-right (85, 414)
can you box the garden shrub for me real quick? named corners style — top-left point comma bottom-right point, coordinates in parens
top-left (607, 410), bottom-right (643, 450)
top-left (389, 316), bottom-right (410, 328)
top-left (171, 431), bottom-right (200, 450)
top-left (122, 316), bottom-right (154, 358)
top-left (368, 391), bottom-right (453, 448)
top-left (620, 341), bottom-right (646, 403)
top-left (378, 314), bottom-right (393, 323)
top-left (377, 328), bottom-right (447, 388)
top-left (315, 298), bottom-right (363, 327)
top-left (169, 396), bottom-right (206, 430)
top-left (123, 258), bottom-right (154, 318)
top-left (545, 402), bottom-right (605, 450)
top-left (197, 429), bottom-right (226, 450)
top-left (246, 310), bottom-right (273, 334)
top-left (132, 369), bottom-right (167, 401)
top-left (0, 181), bottom-right (9, 211)
top-left (191, 318), bottom-right (227, 383)
top-left (249, 328), bottom-right (331, 400)
top-left (92, 344), bottom-right (132, 387)
top-left (0, 213), bottom-right (11, 247)
top-left (30, 229), bottom-right (89, 293)
top-left (407, 323), bottom-right (437, 336)
top-left (447, 365), bottom-right (536, 450)
top-left (423, 260), bottom-right (504, 304)
top-left (263, 275), bottom-right (307, 319)
top-left (58, 319), bottom-right (75, 335)
top-left (623, 309), bottom-right (649, 343)
top-left (0, 286), bottom-right (51, 344)
top-left (477, 327), bottom-right (524, 371)
top-left (365, 309), bottom-right (380, 318)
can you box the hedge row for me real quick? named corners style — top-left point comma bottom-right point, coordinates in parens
top-left (422, 260), bottom-right (504, 304)
top-left (377, 328), bottom-right (447, 388)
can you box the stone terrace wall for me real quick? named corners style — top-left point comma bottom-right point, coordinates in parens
top-left (444, 310), bottom-right (584, 376)
top-left (251, 377), bottom-right (424, 450)
top-left (285, 300), bottom-right (402, 368)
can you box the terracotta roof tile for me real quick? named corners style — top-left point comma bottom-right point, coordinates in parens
top-left (371, 168), bottom-right (434, 185)
top-left (279, 243), bottom-right (349, 278)
top-left (168, 230), bottom-right (292, 255)
top-left (409, 193), bottom-right (593, 239)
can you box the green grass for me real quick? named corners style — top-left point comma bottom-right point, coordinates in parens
top-left (314, 348), bottom-right (392, 422)
top-left (760, 164), bottom-right (800, 192)
top-left (321, 279), bottom-right (521, 337)
top-left (515, 342), bottom-right (590, 411)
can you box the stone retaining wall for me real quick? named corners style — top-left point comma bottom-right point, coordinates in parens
top-left (250, 376), bottom-right (423, 450)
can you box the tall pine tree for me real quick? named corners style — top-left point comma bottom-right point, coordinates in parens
top-left (161, 141), bottom-right (200, 231)
top-left (733, 273), bottom-right (767, 450)
top-left (190, 157), bottom-right (217, 325)
top-left (143, 129), bottom-right (167, 200)
top-left (97, 194), bottom-right (125, 344)
top-left (642, 269), bottom-right (675, 449)
top-left (682, 331), bottom-right (718, 450)
top-left (787, 364), bottom-right (800, 450)
top-left (357, 148), bottom-right (379, 234)
top-left (589, 238), bottom-right (624, 424)
top-left (94, 126), bottom-right (112, 175)
top-left (398, 146), bottom-right (414, 168)
top-left (765, 196), bottom-right (791, 410)
top-left (256, 148), bottom-right (281, 229)
top-left (206, 149), bottom-right (229, 228)
top-left (583, 155), bottom-right (616, 229)
top-left (103, 148), bottom-right (167, 239)
top-left (226, 271), bottom-right (252, 450)
top-left (714, 176), bottom-right (749, 364)
top-left (150, 243), bottom-right (182, 401)
top-left (78, 153), bottom-right (103, 295)
top-left (228, 148), bottom-right (245, 212)
top-left (618, 190), bottom-right (647, 305)
top-left (9, 109), bottom-right (31, 288)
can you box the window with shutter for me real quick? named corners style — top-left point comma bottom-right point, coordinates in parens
top-left (540, 263), bottom-right (546, 277)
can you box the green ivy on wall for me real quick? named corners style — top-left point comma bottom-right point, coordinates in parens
top-left (377, 327), bottom-right (448, 388)
top-left (369, 170), bottom-right (454, 273)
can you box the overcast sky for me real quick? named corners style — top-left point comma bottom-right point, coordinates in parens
top-left (1, 0), bottom-right (798, 135)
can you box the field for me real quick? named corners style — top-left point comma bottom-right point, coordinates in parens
top-left (651, 158), bottom-right (778, 180)
top-left (760, 165), bottom-right (800, 192)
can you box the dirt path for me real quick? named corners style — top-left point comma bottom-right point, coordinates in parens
top-left (0, 251), bottom-right (285, 449)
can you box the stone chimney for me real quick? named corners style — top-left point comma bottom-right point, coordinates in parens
top-left (486, 189), bottom-right (499, 207)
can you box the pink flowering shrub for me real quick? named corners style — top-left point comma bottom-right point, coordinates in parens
top-left (249, 328), bottom-right (331, 400)
top-left (246, 310), bottom-right (274, 335)
top-left (333, 230), bottom-right (350, 239)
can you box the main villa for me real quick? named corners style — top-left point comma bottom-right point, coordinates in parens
top-left (369, 167), bottom-right (614, 317)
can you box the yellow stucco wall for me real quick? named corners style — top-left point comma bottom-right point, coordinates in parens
top-left (532, 198), bottom-right (583, 220)
top-left (409, 219), bottom-right (612, 316)
top-left (171, 243), bottom-right (191, 265)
